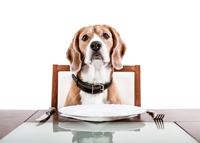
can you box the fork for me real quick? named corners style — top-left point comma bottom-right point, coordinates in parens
top-left (146, 110), bottom-right (165, 120)
top-left (146, 110), bottom-right (165, 129)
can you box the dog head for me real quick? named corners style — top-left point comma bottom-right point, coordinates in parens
top-left (67, 25), bottom-right (127, 73)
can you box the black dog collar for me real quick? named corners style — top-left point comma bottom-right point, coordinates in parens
top-left (72, 74), bottom-right (112, 94)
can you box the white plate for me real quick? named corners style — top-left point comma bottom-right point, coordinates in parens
top-left (59, 104), bottom-right (146, 118)
top-left (60, 113), bottom-right (137, 122)
top-left (58, 121), bottom-right (146, 132)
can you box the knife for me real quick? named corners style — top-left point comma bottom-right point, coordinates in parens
top-left (36, 107), bottom-right (56, 121)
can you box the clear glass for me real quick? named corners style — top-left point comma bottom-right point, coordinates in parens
top-left (0, 122), bottom-right (198, 143)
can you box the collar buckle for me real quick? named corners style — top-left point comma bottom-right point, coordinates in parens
top-left (92, 84), bottom-right (104, 94)
top-left (96, 83), bottom-right (104, 93)
top-left (100, 84), bottom-right (104, 92)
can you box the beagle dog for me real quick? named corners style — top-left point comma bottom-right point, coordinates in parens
top-left (64, 25), bottom-right (126, 106)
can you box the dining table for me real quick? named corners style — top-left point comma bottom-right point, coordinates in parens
top-left (0, 109), bottom-right (200, 142)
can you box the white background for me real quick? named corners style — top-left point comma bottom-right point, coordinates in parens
top-left (0, 0), bottom-right (200, 109)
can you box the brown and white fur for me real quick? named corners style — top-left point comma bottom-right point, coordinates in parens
top-left (64, 25), bottom-right (126, 106)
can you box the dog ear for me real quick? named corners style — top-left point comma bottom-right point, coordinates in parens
top-left (66, 31), bottom-right (82, 73)
top-left (109, 26), bottom-right (127, 70)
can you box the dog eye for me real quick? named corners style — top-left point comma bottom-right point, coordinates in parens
top-left (82, 35), bottom-right (89, 41)
top-left (103, 33), bottom-right (110, 39)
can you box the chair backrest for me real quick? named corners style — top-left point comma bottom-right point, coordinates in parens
top-left (51, 65), bottom-right (141, 109)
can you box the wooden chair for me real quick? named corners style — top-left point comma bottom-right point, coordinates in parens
top-left (51, 65), bottom-right (141, 109)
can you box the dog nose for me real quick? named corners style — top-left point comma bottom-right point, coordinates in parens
top-left (90, 41), bottom-right (102, 51)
